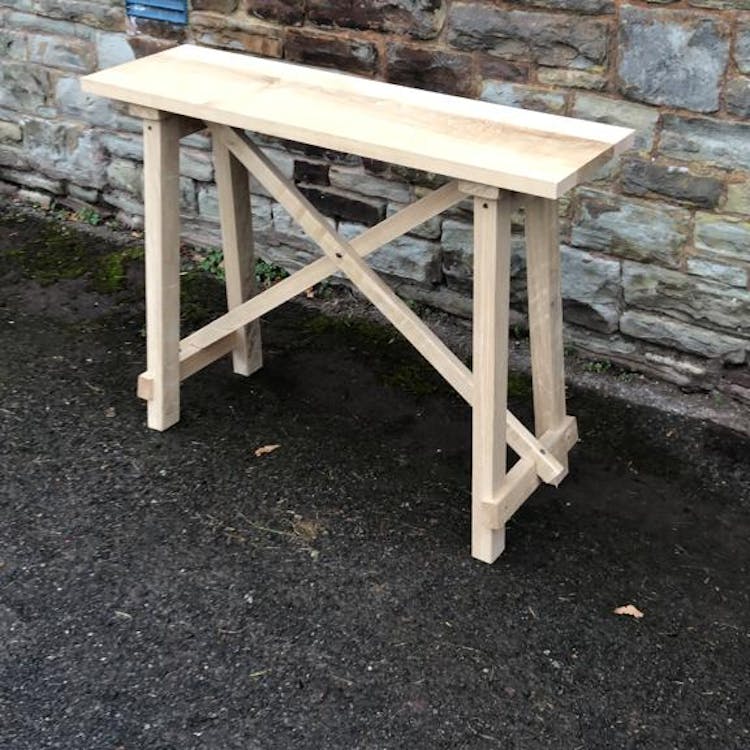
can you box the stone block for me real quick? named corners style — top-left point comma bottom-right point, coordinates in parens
top-left (307, 0), bottom-right (446, 40)
top-left (726, 77), bottom-right (750, 119)
top-left (329, 166), bottom-right (411, 203)
top-left (294, 160), bottom-right (329, 186)
top-left (617, 6), bottom-right (729, 113)
top-left (101, 132), bottom-right (143, 161)
top-left (447, 3), bottom-right (609, 70)
top-left (193, 27), bottom-right (282, 58)
top-left (102, 190), bottom-right (144, 217)
top-left (106, 158), bottom-right (142, 197)
top-left (31, 0), bottom-right (125, 30)
top-left (477, 57), bottom-right (529, 83)
top-left (28, 34), bottom-right (95, 73)
top-left (0, 168), bottom-right (64, 194)
top-left (386, 202), bottom-right (442, 240)
top-left (96, 32), bottom-right (135, 69)
top-left (0, 147), bottom-right (28, 170)
top-left (560, 245), bottom-right (621, 333)
top-left (193, 0), bottom-right (238, 12)
top-left (0, 121), bottom-right (22, 142)
top-left (339, 222), bottom-right (441, 284)
top-left (536, 67), bottom-right (607, 90)
top-left (480, 82), bottom-right (566, 113)
top-left (246, 0), bottom-right (304, 25)
top-left (17, 188), bottom-right (52, 209)
top-left (68, 184), bottom-right (99, 203)
top-left (285, 28), bottom-right (378, 75)
top-left (736, 21), bottom-right (750, 74)
top-left (0, 64), bottom-right (49, 111)
top-left (570, 93), bottom-right (659, 151)
top-left (620, 310), bottom-right (747, 363)
top-left (504, 0), bottom-right (613, 12)
top-left (0, 29), bottom-right (28, 60)
top-left (180, 148), bottom-right (214, 182)
top-left (571, 189), bottom-right (689, 268)
top-left (659, 115), bottom-right (750, 172)
top-left (385, 43), bottom-right (476, 96)
top-left (686, 258), bottom-right (747, 289)
top-left (620, 158), bottom-right (723, 209)
top-left (694, 213), bottom-right (750, 264)
top-left (25, 119), bottom-right (106, 188)
top-left (726, 182), bottom-right (750, 214)
top-left (55, 76), bottom-right (117, 127)
top-left (301, 186), bottom-right (383, 225)
top-left (180, 177), bottom-right (197, 216)
top-left (623, 260), bottom-right (750, 336)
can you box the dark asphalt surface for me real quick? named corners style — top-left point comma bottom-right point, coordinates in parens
top-left (1, 208), bottom-right (749, 749)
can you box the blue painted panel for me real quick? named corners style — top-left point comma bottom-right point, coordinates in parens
top-left (126, 0), bottom-right (188, 24)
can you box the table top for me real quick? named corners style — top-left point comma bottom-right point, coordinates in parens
top-left (81, 44), bottom-right (634, 199)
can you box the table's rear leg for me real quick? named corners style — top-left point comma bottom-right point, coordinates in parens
top-left (142, 113), bottom-right (181, 431)
top-left (525, 197), bottom-right (570, 467)
top-left (472, 191), bottom-right (513, 563)
top-left (213, 136), bottom-right (263, 376)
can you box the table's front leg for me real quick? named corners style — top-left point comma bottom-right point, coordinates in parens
top-left (472, 191), bottom-right (513, 563)
top-left (142, 111), bottom-right (182, 430)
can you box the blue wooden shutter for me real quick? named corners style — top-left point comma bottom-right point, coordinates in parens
top-left (126, 0), bottom-right (188, 24)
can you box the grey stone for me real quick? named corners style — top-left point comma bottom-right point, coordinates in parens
top-left (536, 67), bottom-right (607, 90)
top-left (25, 119), bottom-right (106, 188)
top-left (23, 0), bottom-right (125, 30)
top-left (17, 188), bottom-right (52, 209)
top-left (5, 10), bottom-right (93, 39)
top-left (102, 190), bottom-right (144, 217)
top-left (329, 166), bottom-right (411, 203)
top-left (101, 132), bottom-right (143, 161)
top-left (0, 168), bottom-right (64, 193)
top-left (620, 158), bottom-right (723, 209)
top-left (180, 148), bottom-right (213, 182)
top-left (480, 82), bottom-right (566, 113)
top-left (0, 147), bottom-right (27, 169)
top-left (694, 213), bottom-right (750, 264)
top-left (96, 32), bottom-right (134, 69)
top-left (106, 158), bottom-right (142, 197)
top-left (659, 115), bottom-right (750, 171)
top-left (55, 76), bottom-right (116, 127)
top-left (620, 310), bottom-right (747, 363)
top-left (28, 34), bottom-right (95, 73)
top-left (560, 245), bottom-right (621, 333)
top-left (0, 121), bottom-right (22, 142)
top-left (617, 6), bottom-right (729, 113)
top-left (0, 64), bottom-right (49, 111)
top-left (447, 3), bottom-right (609, 70)
top-left (571, 189), bottom-right (689, 269)
top-left (736, 22), bottom-right (750, 74)
top-left (686, 258), bottom-right (748, 289)
top-left (726, 182), bottom-right (750, 214)
top-left (726, 77), bottom-right (750, 119)
top-left (0, 29), bottom-right (28, 59)
top-left (570, 93), bottom-right (659, 151)
top-left (340, 222), bottom-right (441, 285)
top-left (688, 0), bottom-right (750, 7)
top-left (197, 184), bottom-right (220, 223)
top-left (67, 184), bottom-right (99, 203)
top-left (386, 202), bottom-right (442, 240)
top-left (623, 261), bottom-right (750, 336)
top-left (503, 0), bottom-right (614, 13)
top-left (180, 177), bottom-right (196, 216)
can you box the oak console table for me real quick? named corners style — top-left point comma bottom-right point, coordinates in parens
top-left (81, 44), bottom-right (633, 563)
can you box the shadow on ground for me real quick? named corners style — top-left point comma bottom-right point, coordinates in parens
top-left (1, 209), bottom-right (749, 749)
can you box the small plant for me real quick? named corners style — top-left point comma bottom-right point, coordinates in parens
top-left (255, 259), bottom-right (289, 287)
top-left (197, 247), bottom-right (225, 280)
top-left (583, 359), bottom-right (613, 374)
top-left (74, 207), bottom-right (102, 226)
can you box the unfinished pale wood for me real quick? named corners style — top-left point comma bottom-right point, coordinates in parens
top-left (480, 416), bottom-right (578, 529)
top-left (82, 44), bottom-right (634, 199)
top-left (213, 134), bottom-right (263, 376)
top-left (143, 114), bottom-right (182, 431)
top-left (525, 196), bottom-right (568, 439)
top-left (471, 192), bottom-right (512, 563)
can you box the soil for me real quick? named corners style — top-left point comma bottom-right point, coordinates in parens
top-left (1, 208), bottom-right (749, 749)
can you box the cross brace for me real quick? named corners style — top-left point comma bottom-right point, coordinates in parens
top-left (136, 117), bottom-right (577, 562)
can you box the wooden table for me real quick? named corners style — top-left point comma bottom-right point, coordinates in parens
top-left (81, 44), bottom-right (633, 563)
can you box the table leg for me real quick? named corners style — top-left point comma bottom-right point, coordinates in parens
top-left (142, 113), bottom-right (181, 431)
top-left (525, 197), bottom-right (568, 458)
top-left (213, 135), bottom-right (263, 376)
top-left (472, 191), bottom-right (512, 563)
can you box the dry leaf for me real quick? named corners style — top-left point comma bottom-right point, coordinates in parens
top-left (104, 406), bottom-right (116, 418)
top-left (304, 286), bottom-right (315, 299)
top-left (613, 604), bottom-right (644, 619)
top-left (254, 444), bottom-right (281, 457)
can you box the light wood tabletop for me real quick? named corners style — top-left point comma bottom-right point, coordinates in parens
top-left (81, 44), bottom-right (634, 199)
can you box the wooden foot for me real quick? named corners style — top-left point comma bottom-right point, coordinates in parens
top-left (471, 191), bottom-right (513, 563)
top-left (213, 132), bottom-right (262, 376)
top-left (142, 113), bottom-right (182, 431)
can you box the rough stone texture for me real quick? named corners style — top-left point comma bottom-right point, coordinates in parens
top-left (623, 261), bottom-right (750, 337)
top-left (28, 34), bottom-right (95, 72)
top-left (192, 0), bottom-right (238, 12)
top-left (386, 202), bottom-right (442, 240)
top-left (477, 56), bottom-right (529, 83)
top-left (106, 158), bottom-right (142, 198)
top-left (617, 7), bottom-right (729, 113)
top-left (570, 93), bottom-right (659, 151)
top-left (736, 21), bottom-right (750, 74)
top-left (0, 64), bottom-right (49, 111)
top-left (480, 82), bottom-right (566, 113)
top-left (285, 29), bottom-right (378, 75)
top-left (694, 214), bottom-right (750, 264)
top-left (180, 148), bottom-right (214, 183)
top-left (307, 0), bottom-right (446, 40)
top-left (329, 166), bottom-right (411, 203)
top-left (560, 246), bottom-right (621, 334)
top-left (0, 29), bottom-right (28, 60)
top-left (193, 26), bottom-right (283, 57)
top-left (447, 4), bottom-right (609, 69)
top-left (725, 77), bottom-right (750, 119)
top-left (0, 122), bottom-right (23, 142)
top-left (659, 115), bottom-right (750, 172)
top-left (95, 31), bottom-right (134, 68)
top-left (385, 44), bottom-right (475, 97)
top-left (572, 189), bottom-right (690, 269)
top-left (245, 0), bottom-right (306, 26)
top-left (507, 0), bottom-right (614, 12)
top-left (536, 67), bottom-right (607, 90)
top-left (620, 310), bottom-right (747, 364)
top-left (686, 258), bottom-right (748, 289)
top-left (55, 76), bottom-right (117, 127)
top-left (301, 187), bottom-right (383, 226)
top-left (726, 182), bottom-right (750, 214)
top-left (620, 158), bottom-right (723, 209)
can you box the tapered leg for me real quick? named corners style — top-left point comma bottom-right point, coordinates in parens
top-left (213, 135), bottom-right (263, 376)
top-left (525, 197), bottom-right (568, 456)
top-left (472, 191), bottom-right (513, 563)
top-left (142, 113), bottom-right (181, 431)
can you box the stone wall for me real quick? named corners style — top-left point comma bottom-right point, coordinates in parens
top-left (1, 0), bottom-right (749, 402)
